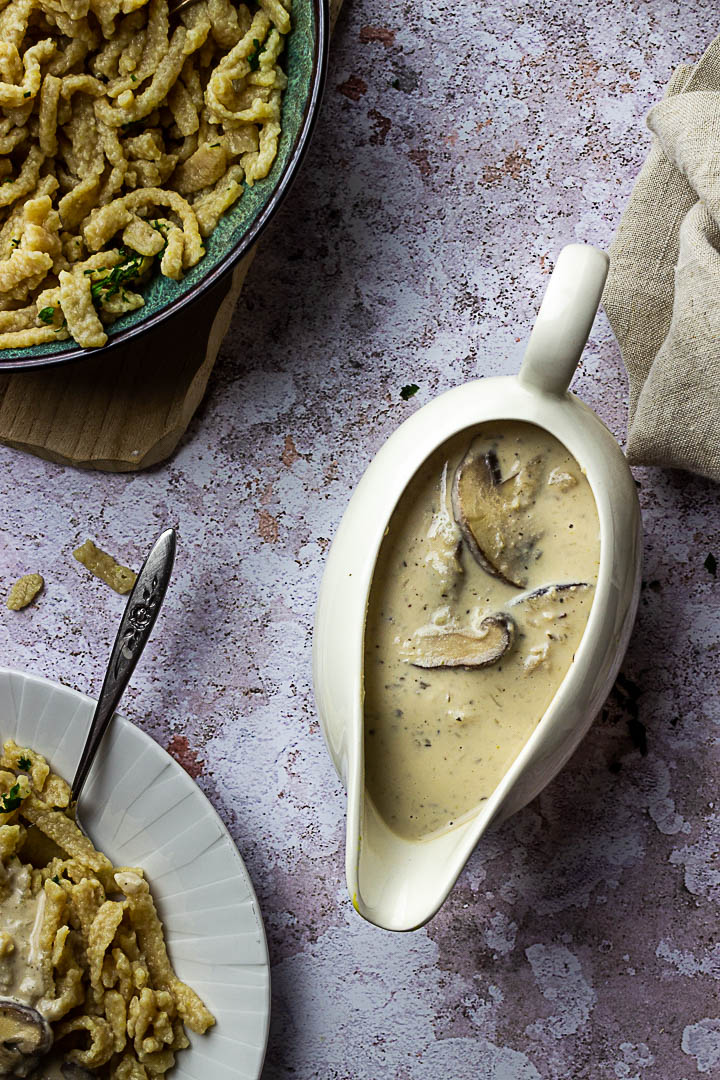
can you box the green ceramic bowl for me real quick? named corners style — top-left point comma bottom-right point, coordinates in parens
top-left (0, 0), bottom-right (329, 372)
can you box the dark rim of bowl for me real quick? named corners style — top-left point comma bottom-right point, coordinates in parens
top-left (1, 0), bottom-right (330, 373)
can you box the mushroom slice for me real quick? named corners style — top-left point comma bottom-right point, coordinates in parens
top-left (406, 613), bottom-right (515, 669)
top-left (511, 582), bottom-right (591, 607)
top-left (451, 443), bottom-right (544, 588)
top-left (0, 1000), bottom-right (53, 1078)
top-left (510, 582), bottom-right (593, 630)
top-left (61, 1064), bottom-right (94, 1079)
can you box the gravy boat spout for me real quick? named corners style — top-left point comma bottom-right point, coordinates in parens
top-left (313, 245), bottom-right (642, 931)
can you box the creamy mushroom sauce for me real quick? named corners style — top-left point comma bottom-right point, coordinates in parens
top-left (364, 421), bottom-right (600, 840)
top-left (0, 860), bottom-right (46, 1007)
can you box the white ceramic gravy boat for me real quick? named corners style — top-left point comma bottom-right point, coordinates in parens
top-left (313, 245), bottom-right (642, 931)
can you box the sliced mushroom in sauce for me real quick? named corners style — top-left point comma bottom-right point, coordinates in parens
top-left (510, 582), bottom-right (592, 612)
top-left (60, 1064), bottom-right (94, 1079)
top-left (24, 1059), bottom-right (94, 1080)
top-left (0, 1001), bottom-right (53, 1078)
top-left (406, 613), bottom-right (515, 669)
top-left (451, 443), bottom-right (544, 588)
top-left (509, 583), bottom-right (594, 673)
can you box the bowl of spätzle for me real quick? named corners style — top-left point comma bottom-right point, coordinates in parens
top-left (0, 0), bottom-right (328, 370)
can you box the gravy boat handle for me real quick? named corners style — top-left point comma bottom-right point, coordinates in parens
top-left (518, 244), bottom-right (609, 397)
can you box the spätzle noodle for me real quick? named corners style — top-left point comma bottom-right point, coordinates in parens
top-left (0, 0), bottom-right (290, 349)
top-left (0, 740), bottom-right (215, 1078)
top-left (6, 571), bottom-right (44, 609)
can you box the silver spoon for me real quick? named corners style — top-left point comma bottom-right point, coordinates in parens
top-left (72, 527), bottom-right (176, 806)
top-left (168, 0), bottom-right (203, 18)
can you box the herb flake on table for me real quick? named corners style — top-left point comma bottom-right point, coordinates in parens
top-left (704, 552), bottom-right (717, 577)
top-left (400, 384), bottom-right (419, 401)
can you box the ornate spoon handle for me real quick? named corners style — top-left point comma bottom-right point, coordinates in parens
top-left (71, 528), bottom-right (176, 802)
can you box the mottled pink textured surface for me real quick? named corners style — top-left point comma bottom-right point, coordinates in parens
top-left (2, 2), bottom-right (720, 1077)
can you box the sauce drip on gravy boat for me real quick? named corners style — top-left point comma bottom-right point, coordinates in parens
top-left (313, 245), bottom-right (642, 932)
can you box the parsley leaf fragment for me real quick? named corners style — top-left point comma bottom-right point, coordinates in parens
top-left (88, 248), bottom-right (145, 306)
top-left (38, 306), bottom-right (55, 325)
top-left (705, 552), bottom-right (717, 577)
top-left (18, 755), bottom-right (32, 771)
top-left (151, 219), bottom-right (169, 256)
top-left (247, 38), bottom-right (263, 72)
top-left (400, 383), bottom-right (419, 401)
top-left (1, 782), bottom-right (24, 814)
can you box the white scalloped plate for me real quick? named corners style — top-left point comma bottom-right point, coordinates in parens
top-left (0, 666), bottom-right (270, 1080)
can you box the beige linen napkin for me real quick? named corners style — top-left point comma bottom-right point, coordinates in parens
top-left (603, 36), bottom-right (720, 482)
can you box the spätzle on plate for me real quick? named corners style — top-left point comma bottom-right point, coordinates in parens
top-left (0, 667), bottom-right (270, 1079)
